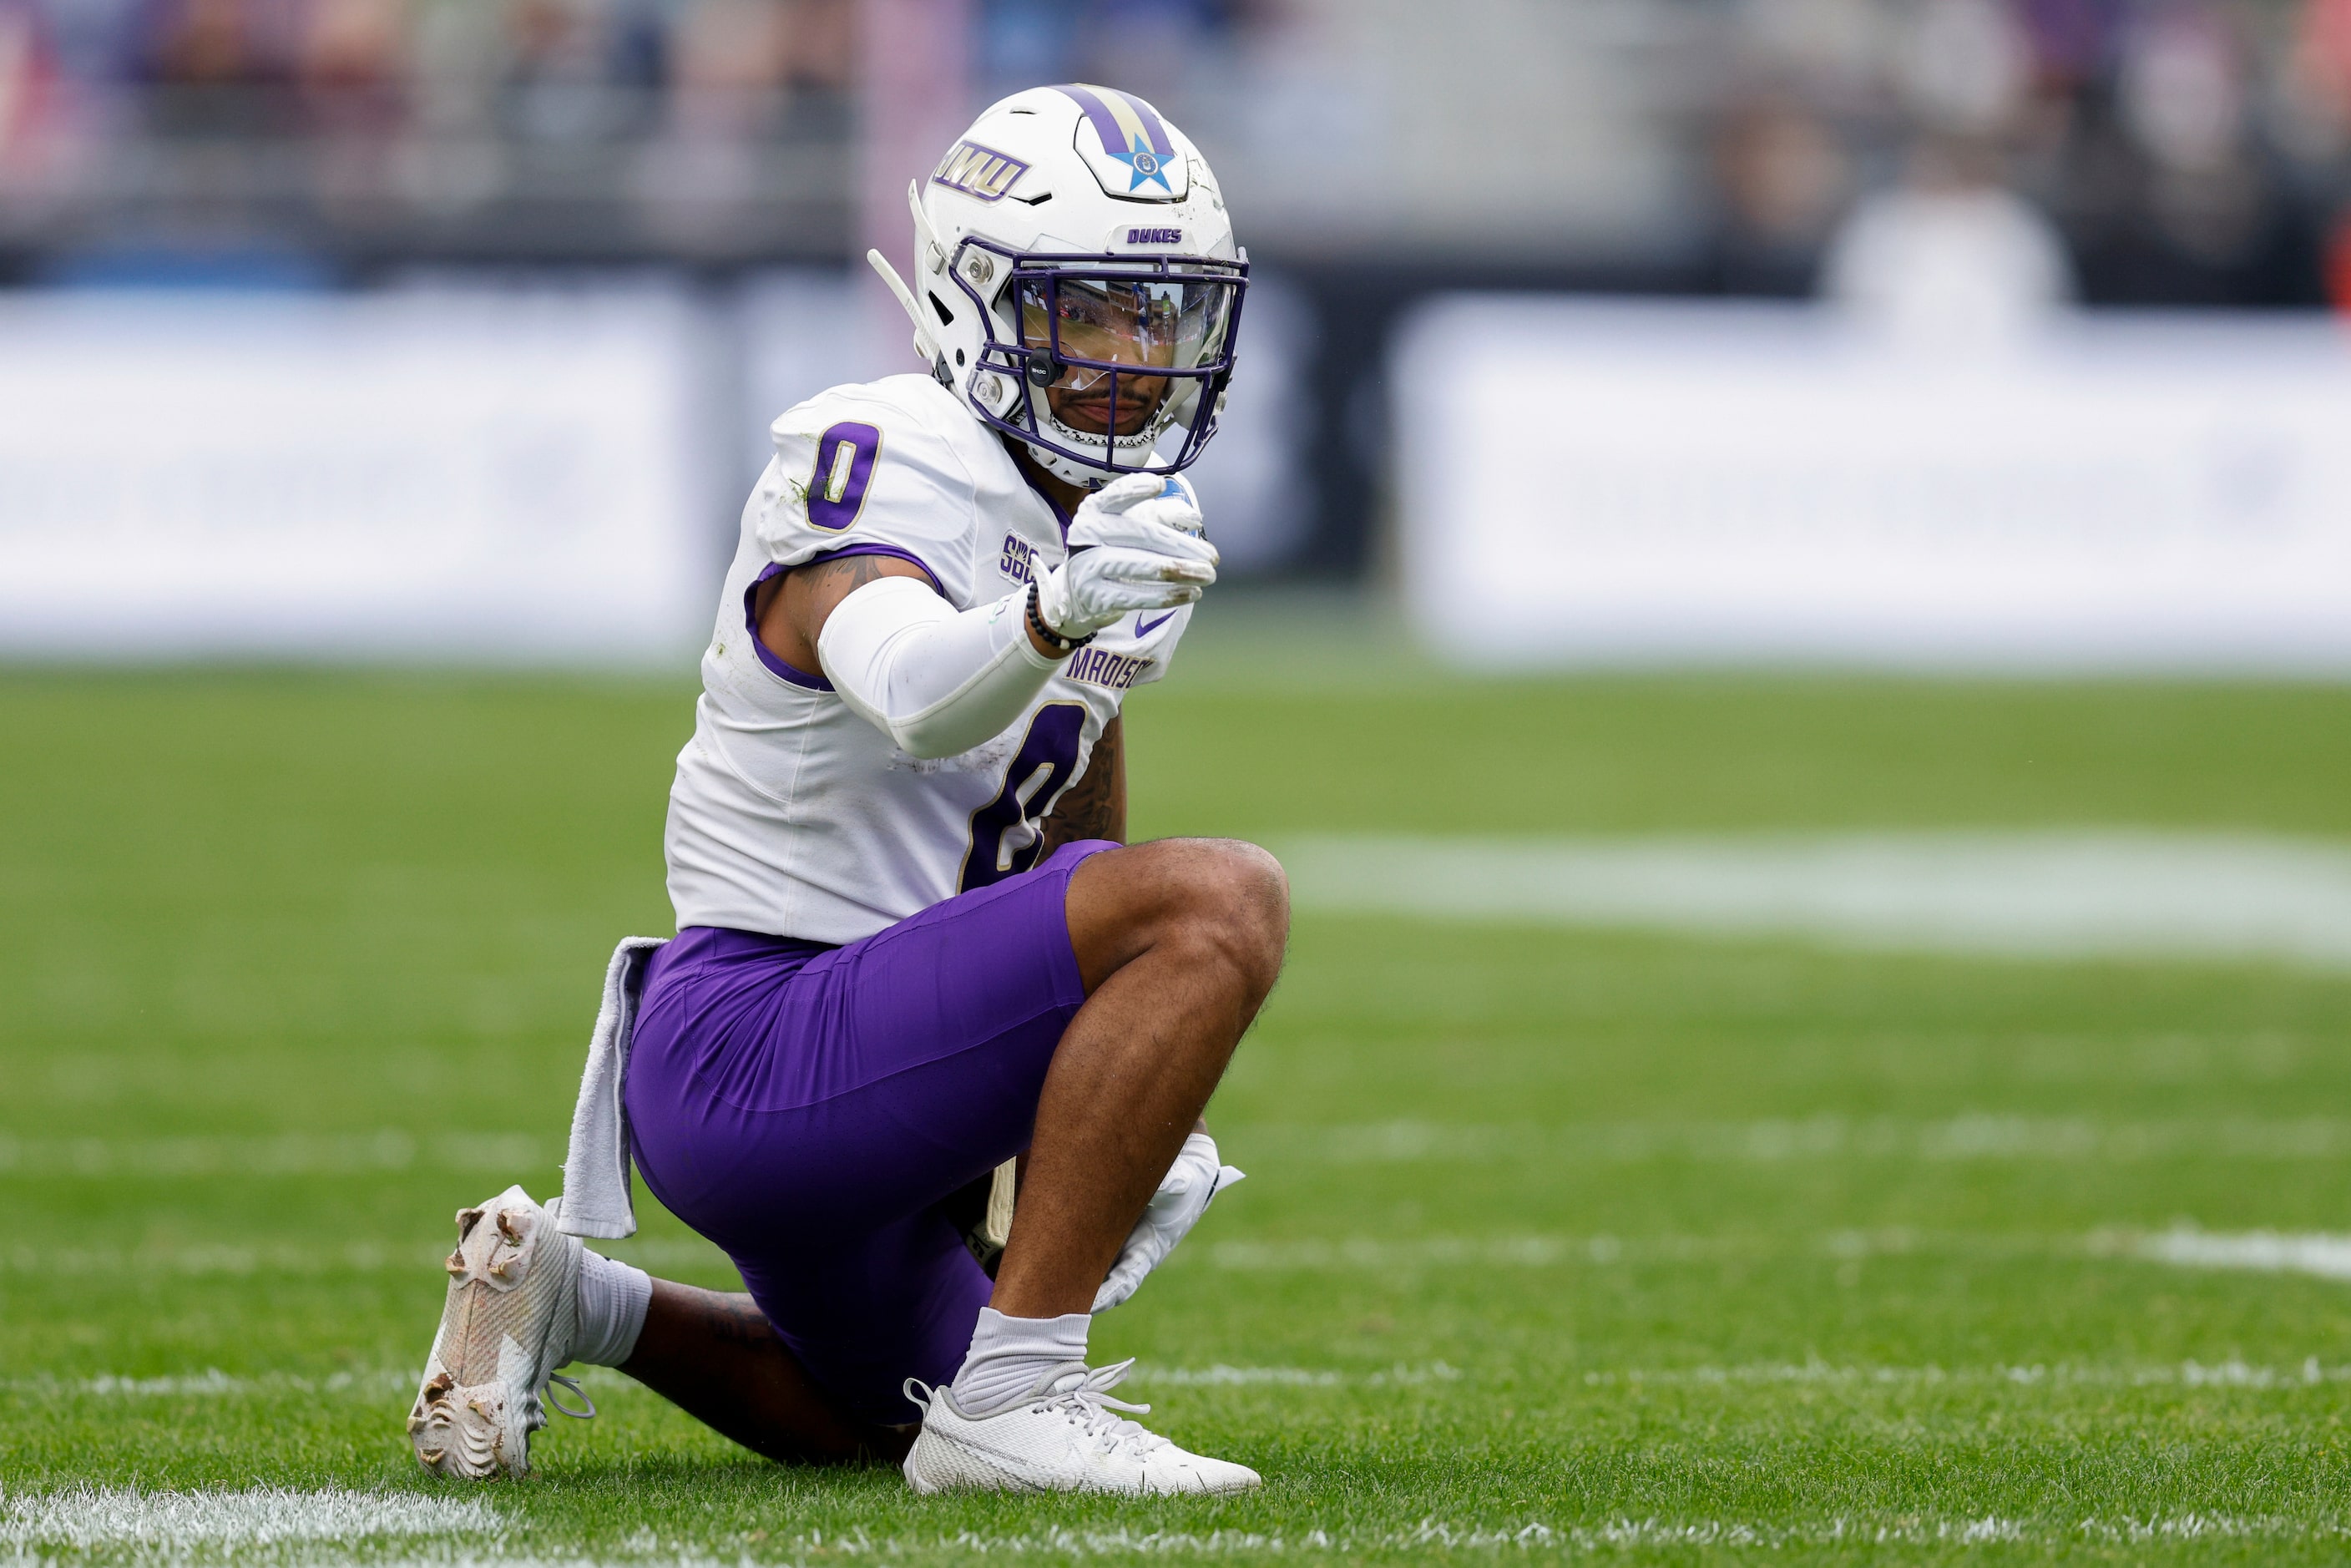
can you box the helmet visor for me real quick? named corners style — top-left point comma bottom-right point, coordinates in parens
top-left (1019, 272), bottom-right (1236, 439)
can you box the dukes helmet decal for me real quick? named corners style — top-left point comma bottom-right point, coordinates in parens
top-left (1055, 83), bottom-right (1190, 200)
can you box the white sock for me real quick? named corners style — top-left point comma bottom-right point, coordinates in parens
top-left (573, 1249), bottom-right (652, 1368)
top-left (948, 1307), bottom-right (1090, 1416)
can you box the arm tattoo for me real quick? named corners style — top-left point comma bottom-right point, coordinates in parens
top-left (1039, 715), bottom-right (1126, 853)
top-left (761, 552), bottom-right (922, 661)
top-left (805, 553), bottom-right (893, 597)
top-left (705, 1292), bottom-right (782, 1348)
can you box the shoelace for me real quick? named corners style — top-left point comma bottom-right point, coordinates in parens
top-left (545, 1373), bottom-right (597, 1420)
top-left (541, 1197), bottom-right (596, 1421)
top-left (1034, 1359), bottom-right (1171, 1459)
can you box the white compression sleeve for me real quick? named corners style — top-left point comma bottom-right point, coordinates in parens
top-left (816, 576), bottom-right (1062, 761)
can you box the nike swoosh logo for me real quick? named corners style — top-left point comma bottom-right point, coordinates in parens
top-left (1135, 611), bottom-right (1178, 638)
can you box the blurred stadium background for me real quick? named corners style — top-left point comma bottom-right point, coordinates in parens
top-left (5, 0), bottom-right (2351, 663)
top-left (9, 3), bottom-right (2351, 1559)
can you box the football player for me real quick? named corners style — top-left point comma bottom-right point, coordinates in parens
top-left (406, 84), bottom-right (1282, 1495)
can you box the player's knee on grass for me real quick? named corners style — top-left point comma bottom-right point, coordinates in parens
top-left (1069, 837), bottom-right (1289, 999)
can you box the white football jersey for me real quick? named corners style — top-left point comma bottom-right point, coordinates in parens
top-left (665, 373), bottom-right (1189, 943)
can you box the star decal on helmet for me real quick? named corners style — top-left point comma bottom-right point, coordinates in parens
top-left (1107, 133), bottom-right (1176, 193)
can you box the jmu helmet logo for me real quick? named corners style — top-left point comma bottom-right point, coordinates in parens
top-left (1056, 83), bottom-right (1189, 200)
top-left (1127, 228), bottom-right (1182, 245)
top-left (932, 140), bottom-right (1029, 202)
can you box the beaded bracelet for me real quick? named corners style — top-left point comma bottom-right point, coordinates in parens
top-left (1025, 580), bottom-right (1092, 657)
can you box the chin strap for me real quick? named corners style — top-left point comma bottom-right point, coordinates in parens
top-left (867, 179), bottom-right (949, 369)
top-left (866, 247), bottom-right (938, 367)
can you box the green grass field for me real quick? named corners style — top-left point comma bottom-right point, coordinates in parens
top-left (5, 646), bottom-right (2351, 1565)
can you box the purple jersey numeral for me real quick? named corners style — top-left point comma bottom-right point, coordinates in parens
top-left (807, 422), bottom-right (882, 530)
top-left (960, 703), bottom-right (1087, 891)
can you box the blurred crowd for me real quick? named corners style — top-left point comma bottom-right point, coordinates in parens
top-left (0, 0), bottom-right (1257, 261)
top-left (0, 0), bottom-right (858, 143)
top-left (1706, 0), bottom-right (2351, 308)
top-left (0, 0), bottom-right (2345, 306)
top-left (0, 0), bottom-right (1262, 159)
top-left (0, 0), bottom-right (868, 258)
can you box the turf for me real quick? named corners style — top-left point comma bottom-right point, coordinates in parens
top-left (3, 654), bottom-right (2350, 1564)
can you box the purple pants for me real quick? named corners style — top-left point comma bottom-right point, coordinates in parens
top-left (624, 841), bottom-right (1114, 1427)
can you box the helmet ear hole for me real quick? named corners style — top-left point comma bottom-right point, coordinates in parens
top-left (928, 293), bottom-right (955, 327)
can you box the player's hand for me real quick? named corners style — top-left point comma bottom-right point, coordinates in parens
top-left (1035, 473), bottom-right (1217, 641)
top-left (1091, 1130), bottom-right (1243, 1313)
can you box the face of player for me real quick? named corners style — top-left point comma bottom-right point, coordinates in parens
top-left (1019, 275), bottom-right (1231, 438)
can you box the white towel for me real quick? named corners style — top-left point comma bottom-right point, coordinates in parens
top-left (556, 936), bottom-right (668, 1240)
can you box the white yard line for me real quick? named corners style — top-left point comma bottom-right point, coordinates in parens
top-left (1580, 1358), bottom-right (2351, 1389)
top-left (360, 1560), bottom-right (738, 1568)
top-left (0, 1130), bottom-right (543, 1179)
top-left (1196, 1230), bottom-right (2031, 1273)
top-left (0, 1235), bottom-right (727, 1277)
top-left (1203, 1234), bottom-right (1739, 1271)
top-left (709, 1515), bottom-right (2341, 1555)
top-left (358, 1515), bottom-right (2342, 1559)
top-left (60, 1111), bottom-right (2348, 1189)
top-left (1201, 1226), bottom-right (2351, 1287)
top-left (1129, 1364), bottom-right (1342, 1387)
top-left (2134, 1227), bottom-right (2351, 1282)
top-left (1, 1368), bottom-right (415, 1397)
top-left (1144, 1358), bottom-right (2351, 1393)
top-left (1224, 1115), bottom-right (2351, 1165)
top-left (1128, 1363), bottom-right (1460, 1388)
top-left (34, 1353), bottom-right (2331, 1404)
top-left (0, 1486), bottom-right (493, 1550)
top-left (1282, 831), bottom-right (2351, 969)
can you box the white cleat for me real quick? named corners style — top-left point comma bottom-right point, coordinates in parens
top-left (405, 1184), bottom-right (594, 1479)
top-left (902, 1359), bottom-right (1261, 1496)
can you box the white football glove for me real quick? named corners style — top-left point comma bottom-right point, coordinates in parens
top-left (1091, 1130), bottom-right (1244, 1313)
top-left (1035, 473), bottom-right (1217, 642)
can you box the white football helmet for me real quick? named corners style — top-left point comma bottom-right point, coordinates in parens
top-left (869, 84), bottom-right (1248, 488)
